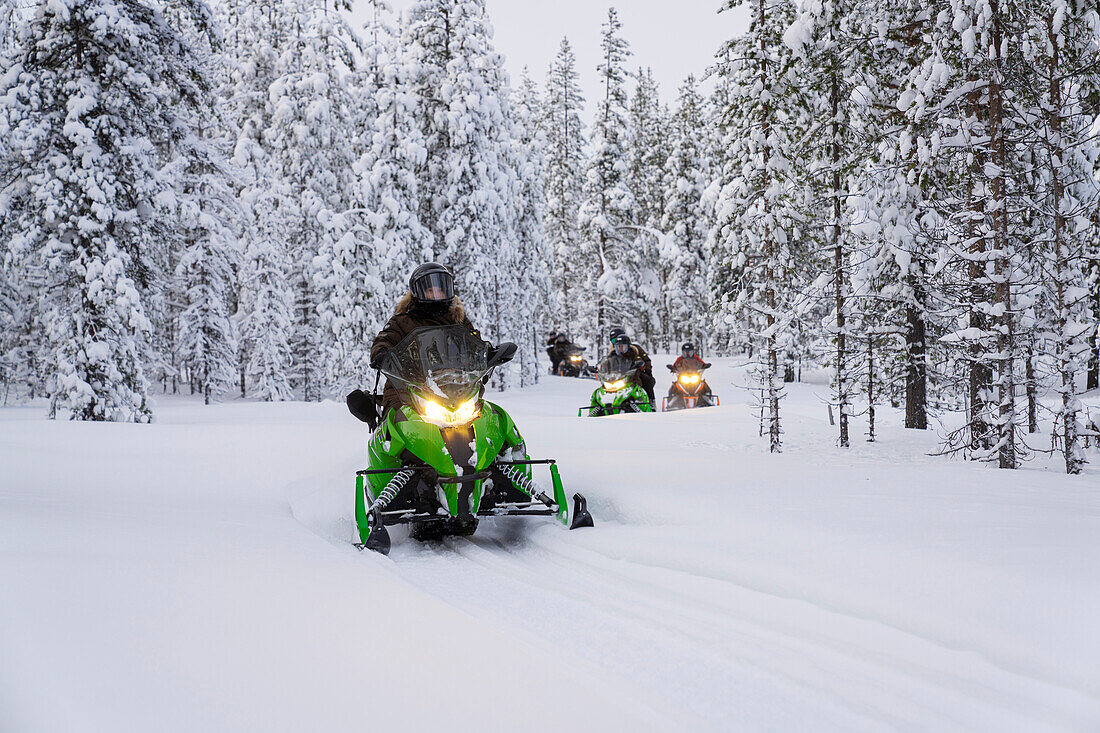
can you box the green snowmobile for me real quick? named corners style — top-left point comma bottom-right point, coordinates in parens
top-left (579, 353), bottom-right (655, 416)
top-left (349, 325), bottom-right (593, 554)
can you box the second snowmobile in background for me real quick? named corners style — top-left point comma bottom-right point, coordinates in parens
top-left (554, 346), bottom-right (596, 379)
top-left (349, 325), bottom-right (593, 554)
top-left (579, 353), bottom-right (655, 416)
top-left (663, 362), bottom-right (718, 411)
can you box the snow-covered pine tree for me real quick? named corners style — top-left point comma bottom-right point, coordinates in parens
top-left (223, 0), bottom-right (292, 399)
top-left (403, 0), bottom-right (523, 371)
top-left (172, 128), bottom-right (243, 405)
top-left (266, 0), bottom-right (361, 400)
top-left (578, 7), bottom-right (635, 349)
top-left (661, 75), bottom-right (711, 351)
top-left (1023, 0), bottom-right (1100, 473)
top-left (625, 67), bottom-right (667, 346)
top-left (783, 0), bottom-right (875, 448)
top-left (902, 0), bottom-right (1030, 467)
top-left (543, 37), bottom-right (588, 346)
top-left (509, 70), bottom-right (553, 385)
top-left (240, 190), bottom-right (295, 402)
top-left (0, 0), bottom-right (212, 421)
top-left (161, 4), bottom-right (244, 404)
top-left (711, 0), bottom-right (806, 452)
top-left (313, 0), bottom-right (393, 396)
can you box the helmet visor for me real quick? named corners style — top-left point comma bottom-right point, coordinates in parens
top-left (411, 272), bottom-right (454, 303)
top-left (614, 342), bottom-right (629, 355)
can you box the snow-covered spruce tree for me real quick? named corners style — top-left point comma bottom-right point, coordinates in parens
top-left (171, 130), bottom-right (242, 405)
top-left (161, 6), bottom-right (244, 404)
top-left (848, 0), bottom-right (948, 430)
top-left (312, 1), bottom-right (391, 397)
top-left (661, 75), bottom-right (712, 352)
top-left (703, 54), bottom-right (745, 356)
top-left (783, 0), bottom-right (877, 448)
top-left (543, 37), bottom-right (588, 345)
top-left (239, 186), bottom-right (295, 402)
top-left (578, 7), bottom-right (635, 349)
top-left (625, 66), bottom-right (667, 346)
top-left (1022, 0), bottom-right (1100, 473)
top-left (223, 0), bottom-right (289, 398)
top-left (403, 0), bottom-right (524, 379)
top-left (509, 70), bottom-right (553, 385)
top-left (0, 0), bottom-right (213, 421)
top-left (266, 0), bottom-right (361, 401)
top-left (901, 0), bottom-right (1031, 467)
top-left (711, 0), bottom-right (806, 452)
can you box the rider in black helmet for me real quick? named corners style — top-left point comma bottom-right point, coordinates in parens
top-left (365, 263), bottom-right (477, 413)
top-left (609, 331), bottom-right (655, 406)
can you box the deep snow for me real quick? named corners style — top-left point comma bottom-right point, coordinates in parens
top-left (2, 357), bottom-right (1099, 732)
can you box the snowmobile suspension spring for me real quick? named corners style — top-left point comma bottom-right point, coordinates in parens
top-left (499, 465), bottom-right (553, 507)
top-left (373, 469), bottom-right (415, 512)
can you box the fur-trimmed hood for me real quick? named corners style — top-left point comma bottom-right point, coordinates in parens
top-left (394, 290), bottom-right (467, 322)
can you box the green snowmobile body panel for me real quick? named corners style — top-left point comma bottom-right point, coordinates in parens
top-left (585, 381), bottom-right (654, 416)
top-left (361, 400), bottom-right (529, 522)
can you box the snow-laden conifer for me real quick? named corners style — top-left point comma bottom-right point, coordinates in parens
top-left (0, 0), bottom-right (212, 421)
top-left (542, 37), bottom-right (588, 345)
top-left (661, 75), bottom-right (711, 351)
top-left (578, 7), bottom-right (635, 348)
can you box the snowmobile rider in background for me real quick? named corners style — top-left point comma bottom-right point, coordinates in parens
top-left (365, 263), bottom-right (477, 415)
top-left (546, 331), bottom-right (572, 374)
top-left (671, 343), bottom-right (710, 373)
top-left (668, 342), bottom-right (713, 398)
top-left (609, 331), bottom-right (656, 405)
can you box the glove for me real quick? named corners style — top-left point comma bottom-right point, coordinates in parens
top-left (370, 348), bottom-right (389, 370)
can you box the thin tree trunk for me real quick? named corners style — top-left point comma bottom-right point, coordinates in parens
top-left (904, 275), bottom-right (928, 429)
top-left (867, 336), bottom-right (876, 442)
top-left (989, 2), bottom-right (1015, 469)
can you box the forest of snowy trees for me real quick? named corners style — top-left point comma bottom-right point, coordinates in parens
top-left (1, 0), bottom-right (1098, 473)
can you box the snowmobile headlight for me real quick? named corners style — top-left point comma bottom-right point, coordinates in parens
top-left (679, 374), bottom-right (700, 385)
top-left (604, 379), bottom-right (626, 392)
top-left (418, 397), bottom-right (480, 427)
top-left (569, 355), bottom-right (582, 362)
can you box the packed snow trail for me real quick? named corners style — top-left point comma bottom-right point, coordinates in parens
top-left (3, 357), bottom-right (1099, 731)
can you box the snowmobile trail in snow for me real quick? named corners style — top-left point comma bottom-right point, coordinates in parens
top-left (5, 361), bottom-right (1100, 731)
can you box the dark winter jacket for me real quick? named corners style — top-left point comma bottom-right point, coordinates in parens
top-left (370, 292), bottom-right (477, 412)
top-left (622, 343), bottom-right (653, 376)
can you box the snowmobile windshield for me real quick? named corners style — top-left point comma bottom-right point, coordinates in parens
top-left (673, 362), bottom-right (707, 375)
top-left (378, 325), bottom-right (490, 409)
top-left (597, 353), bottom-right (637, 384)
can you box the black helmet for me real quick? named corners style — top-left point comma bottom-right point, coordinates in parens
top-left (409, 262), bottom-right (455, 307)
top-left (681, 342), bottom-right (696, 357)
top-left (612, 333), bottom-right (631, 355)
top-left (608, 326), bottom-right (626, 343)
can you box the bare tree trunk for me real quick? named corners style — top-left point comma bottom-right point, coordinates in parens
top-left (1047, 16), bottom-right (1083, 473)
top-left (830, 69), bottom-right (849, 448)
top-left (904, 278), bottom-right (927, 429)
top-left (867, 336), bottom-right (876, 442)
top-left (989, 3), bottom-right (1016, 469)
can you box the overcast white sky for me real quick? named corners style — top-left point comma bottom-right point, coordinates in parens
top-left (348, 0), bottom-right (752, 121)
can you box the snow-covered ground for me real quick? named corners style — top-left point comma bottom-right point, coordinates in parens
top-left (2, 357), bottom-right (1099, 732)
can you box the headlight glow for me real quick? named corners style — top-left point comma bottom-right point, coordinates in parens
top-left (569, 355), bottom-right (582, 362)
top-left (679, 374), bottom-right (700, 385)
top-left (604, 379), bottom-right (626, 392)
top-left (418, 397), bottom-right (480, 427)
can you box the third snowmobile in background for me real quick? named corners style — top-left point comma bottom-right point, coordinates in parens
top-left (579, 353), bottom-right (655, 416)
top-left (663, 362), bottom-right (718, 411)
top-left (349, 325), bottom-right (593, 554)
